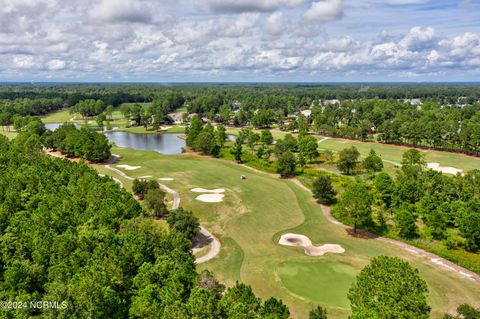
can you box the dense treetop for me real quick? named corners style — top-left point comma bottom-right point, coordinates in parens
top-left (0, 137), bottom-right (290, 318)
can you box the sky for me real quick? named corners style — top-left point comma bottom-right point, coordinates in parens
top-left (0, 0), bottom-right (479, 82)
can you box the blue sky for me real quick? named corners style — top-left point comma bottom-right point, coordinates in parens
top-left (0, 0), bottom-right (479, 82)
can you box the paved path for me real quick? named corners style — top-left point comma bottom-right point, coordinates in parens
top-left (289, 178), bottom-right (480, 283)
top-left (158, 182), bottom-right (181, 211)
top-left (194, 227), bottom-right (221, 264)
top-left (383, 159), bottom-right (402, 166)
top-left (103, 154), bottom-right (220, 263)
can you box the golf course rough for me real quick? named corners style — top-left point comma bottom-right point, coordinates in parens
top-left (93, 147), bottom-right (480, 319)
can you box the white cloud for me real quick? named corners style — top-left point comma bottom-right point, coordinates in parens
top-left (47, 59), bottom-right (66, 70)
top-left (0, 0), bottom-right (479, 81)
top-left (304, 0), bottom-right (343, 23)
top-left (399, 26), bottom-right (436, 50)
top-left (13, 55), bottom-right (37, 68)
top-left (264, 12), bottom-right (285, 35)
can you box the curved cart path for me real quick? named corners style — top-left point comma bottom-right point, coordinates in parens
top-left (194, 227), bottom-right (221, 264)
top-left (289, 178), bottom-right (480, 283)
top-left (231, 160), bottom-right (479, 282)
top-left (104, 154), bottom-right (220, 264)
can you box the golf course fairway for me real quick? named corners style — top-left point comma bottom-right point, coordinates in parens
top-left (91, 146), bottom-right (480, 319)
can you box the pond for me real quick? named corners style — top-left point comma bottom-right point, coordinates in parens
top-left (45, 123), bottom-right (116, 132)
top-left (45, 123), bottom-right (80, 131)
top-left (104, 132), bottom-right (186, 155)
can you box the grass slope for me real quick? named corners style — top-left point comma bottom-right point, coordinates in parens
top-left (90, 147), bottom-right (480, 319)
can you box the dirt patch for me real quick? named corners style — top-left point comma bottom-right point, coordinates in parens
top-left (43, 149), bottom-right (82, 163)
top-left (279, 233), bottom-right (345, 257)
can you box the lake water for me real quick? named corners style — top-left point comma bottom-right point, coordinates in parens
top-left (45, 123), bottom-right (80, 130)
top-left (104, 132), bottom-right (186, 155)
top-left (45, 123), bottom-right (236, 155)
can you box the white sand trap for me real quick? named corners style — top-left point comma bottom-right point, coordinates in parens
top-left (159, 178), bottom-right (174, 181)
top-left (427, 163), bottom-right (463, 175)
top-left (196, 194), bottom-right (224, 203)
top-left (138, 175), bottom-right (152, 179)
top-left (278, 233), bottom-right (345, 256)
top-left (191, 188), bottom-right (225, 193)
top-left (116, 164), bottom-right (141, 170)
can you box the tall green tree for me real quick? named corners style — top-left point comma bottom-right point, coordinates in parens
top-left (458, 202), bottom-right (480, 251)
top-left (144, 188), bottom-right (168, 218)
top-left (362, 149), bottom-right (383, 174)
top-left (260, 130), bottom-right (274, 145)
top-left (277, 151), bottom-right (296, 178)
top-left (216, 124), bottom-right (227, 148)
top-left (395, 206), bottom-right (419, 239)
top-left (231, 138), bottom-right (243, 162)
top-left (297, 115), bottom-right (309, 137)
top-left (348, 256), bottom-right (430, 319)
top-left (298, 135), bottom-right (319, 163)
top-left (167, 208), bottom-right (200, 241)
top-left (373, 172), bottom-right (395, 208)
top-left (312, 175), bottom-right (337, 205)
top-left (337, 146), bottom-right (360, 175)
top-left (334, 181), bottom-right (372, 232)
top-left (187, 115), bottom-right (203, 147)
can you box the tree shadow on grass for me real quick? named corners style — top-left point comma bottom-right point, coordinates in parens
top-left (192, 231), bottom-right (213, 249)
top-left (345, 228), bottom-right (380, 239)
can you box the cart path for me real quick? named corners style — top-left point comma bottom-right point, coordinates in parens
top-left (289, 178), bottom-right (480, 283)
top-left (104, 154), bottom-right (220, 264)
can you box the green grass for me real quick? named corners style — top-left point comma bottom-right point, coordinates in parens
top-left (0, 127), bottom-right (18, 140)
top-left (41, 108), bottom-right (73, 123)
top-left (278, 260), bottom-right (355, 308)
top-left (89, 147), bottom-right (480, 319)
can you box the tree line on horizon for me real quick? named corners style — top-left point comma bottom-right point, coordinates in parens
top-left (1, 84), bottom-right (480, 155)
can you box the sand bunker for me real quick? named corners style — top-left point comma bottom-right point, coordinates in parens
top-left (196, 194), bottom-right (224, 203)
top-left (278, 233), bottom-right (345, 256)
top-left (138, 175), bottom-right (152, 179)
top-left (116, 164), bottom-right (141, 170)
top-left (159, 177), bottom-right (174, 181)
top-left (191, 188), bottom-right (225, 193)
top-left (427, 163), bottom-right (463, 175)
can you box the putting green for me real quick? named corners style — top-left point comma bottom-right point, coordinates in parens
top-left (90, 147), bottom-right (480, 319)
top-left (278, 260), bottom-right (355, 308)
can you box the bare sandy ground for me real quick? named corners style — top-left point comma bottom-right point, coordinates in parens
top-left (138, 175), bottom-right (152, 179)
top-left (116, 164), bottom-right (141, 170)
top-left (196, 194), bottom-right (225, 203)
top-left (191, 188), bottom-right (225, 193)
top-left (43, 149), bottom-right (82, 162)
top-left (159, 177), bottom-right (174, 181)
top-left (279, 233), bottom-right (345, 256)
top-left (427, 162), bottom-right (463, 175)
